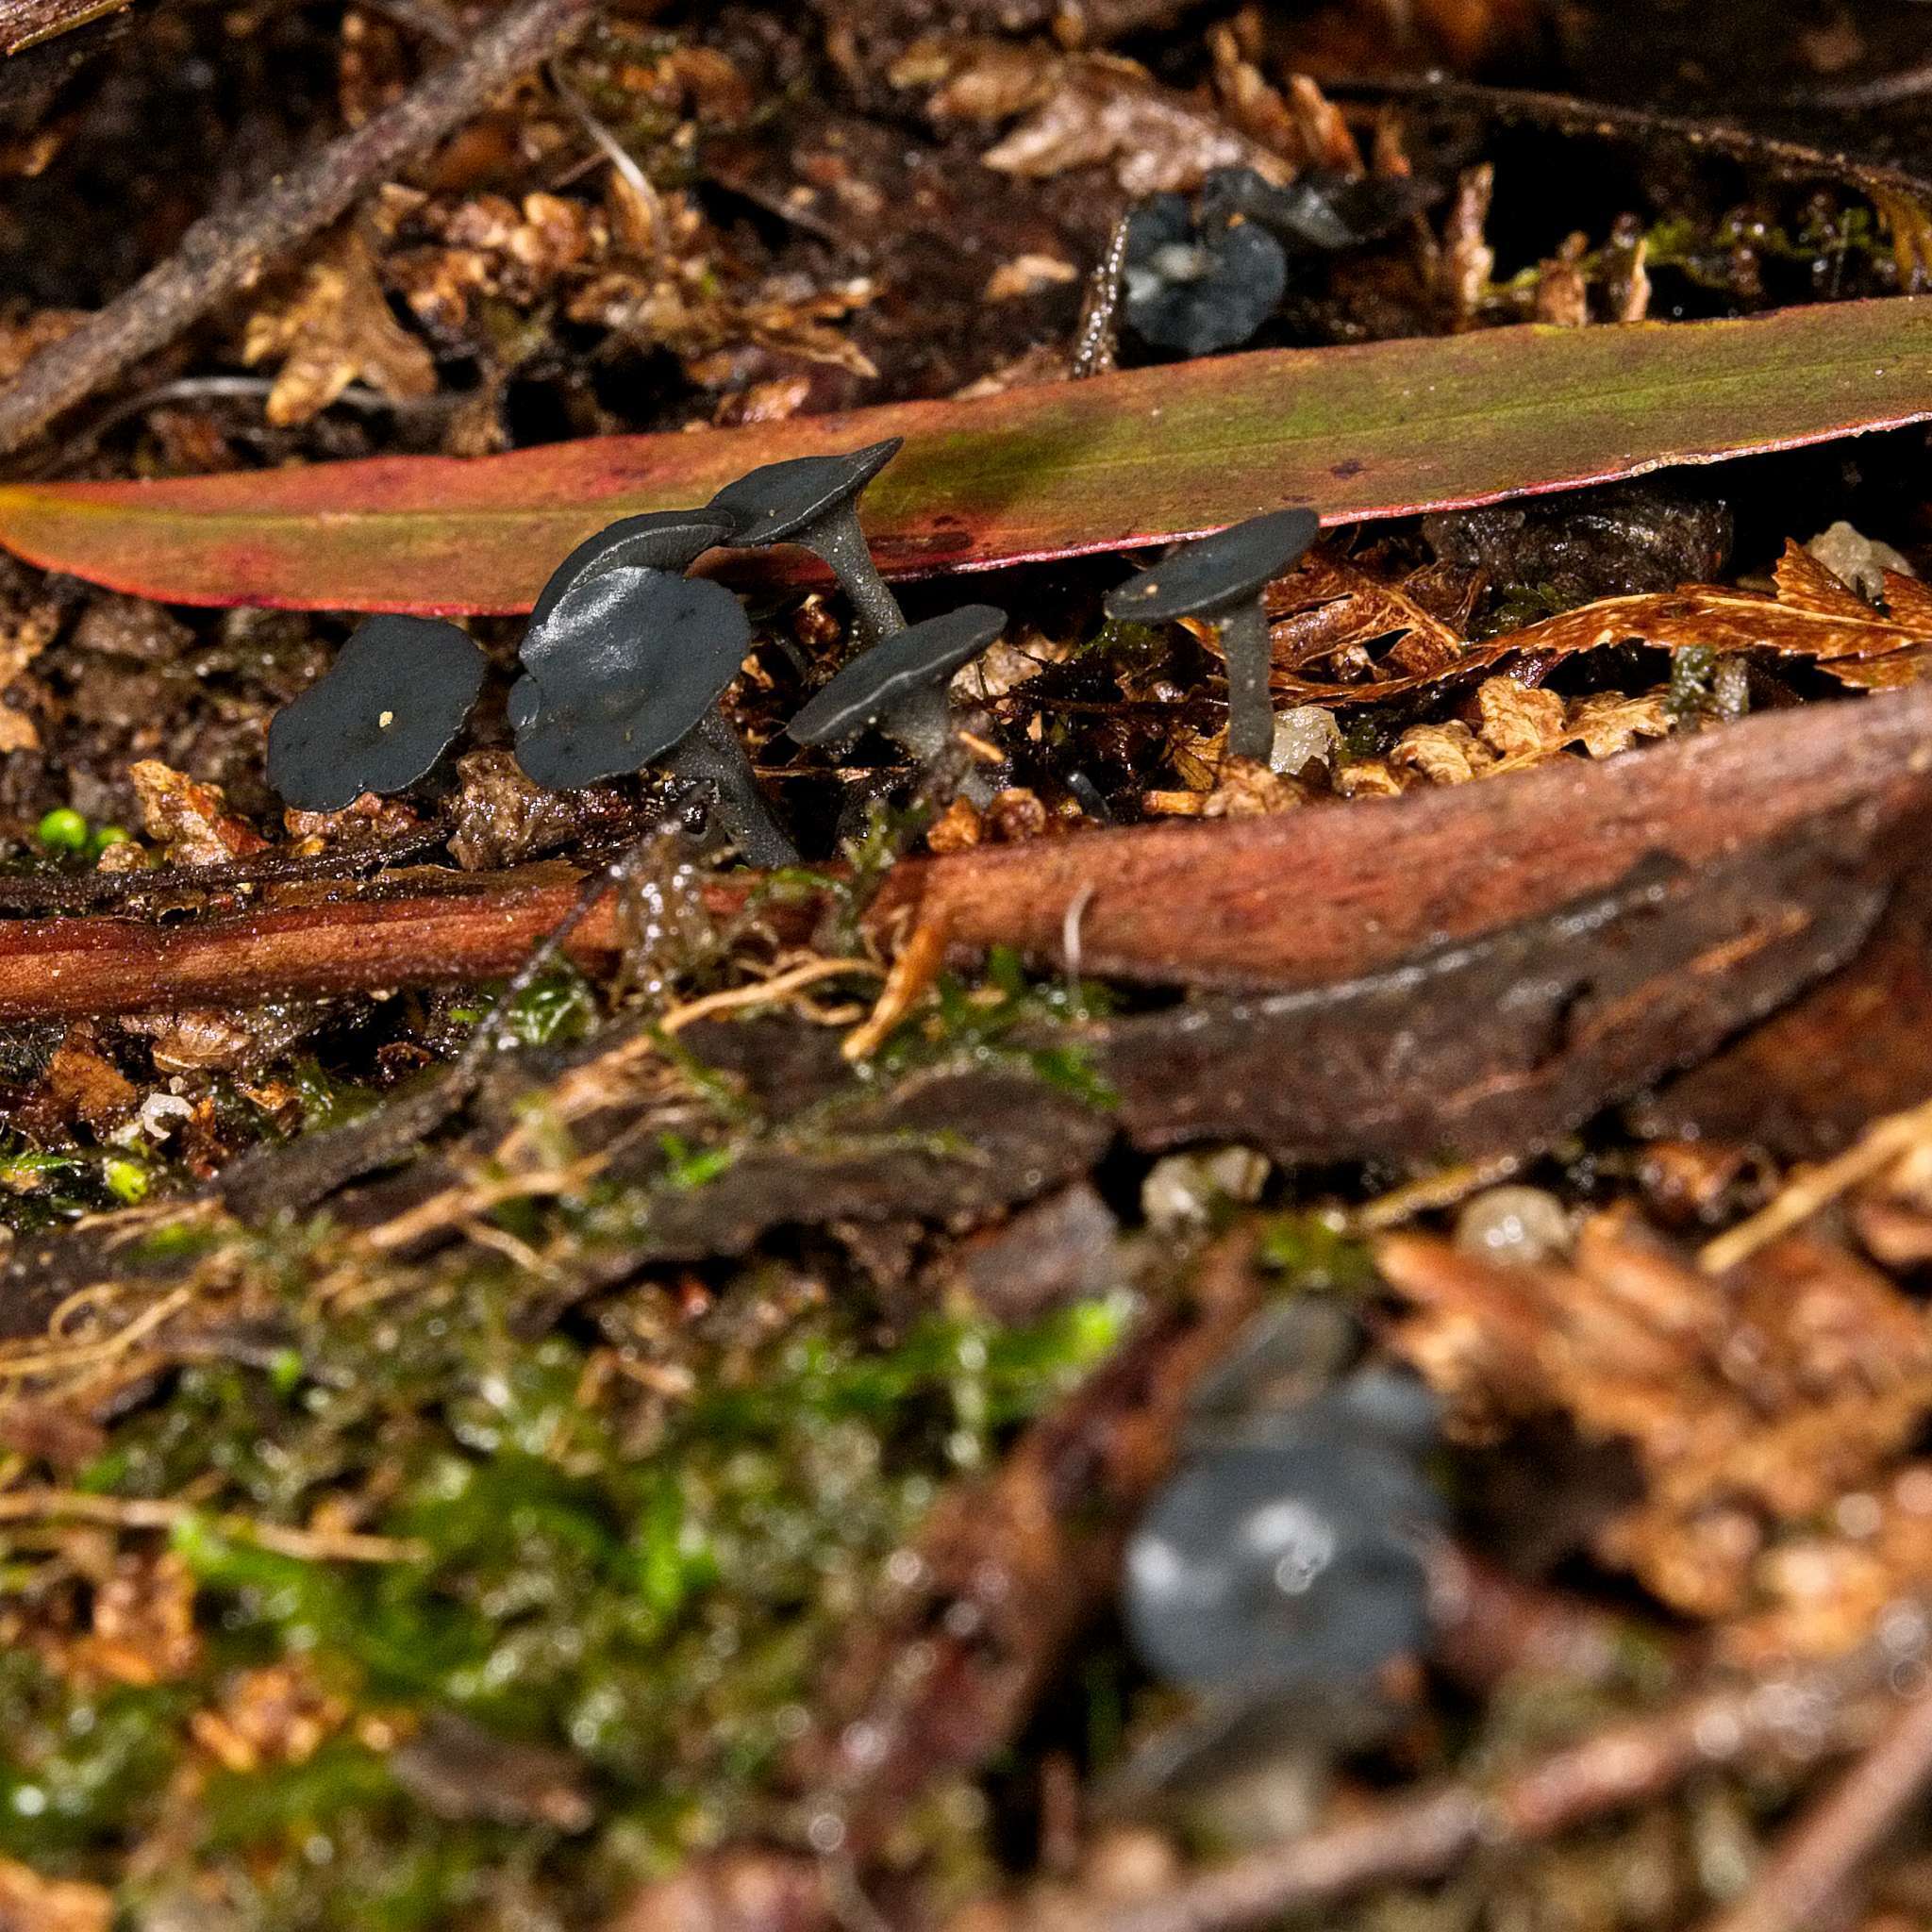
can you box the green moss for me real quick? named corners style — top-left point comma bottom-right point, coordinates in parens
top-left (503, 971), bottom-right (598, 1049)
top-left (0, 1660), bottom-right (187, 1860)
top-left (0, 1242), bottom-right (1126, 1921)
top-left (1667, 642), bottom-right (1719, 721)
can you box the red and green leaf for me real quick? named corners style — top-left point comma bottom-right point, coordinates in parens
top-left (4, 297), bottom-right (1930, 614)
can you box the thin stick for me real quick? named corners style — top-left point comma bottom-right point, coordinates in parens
top-left (0, 1487), bottom-right (427, 1562)
top-left (0, 0), bottom-right (608, 457)
top-left (1698, 1670), bottom-right (1932, 1932)
top-left (658, 953), bottom-right (884, 1037)
top-left (1333, 75), bottom-right (1932, 207)
top-left (1058, 1643), bottom-right (1907, 1932)
top-left (1698, 1091), bottom-right (1932, 1274)
top-left (1071, 208), bottom-right (1134, 380)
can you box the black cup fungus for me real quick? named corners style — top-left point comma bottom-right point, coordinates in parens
top-left (708, 439), bottom-right (907, 645)
top-left (268, 613), bottom-right (487, 813)
top-left (510, 565), bottom-right (752, 791)
top-left (786, 603), bottom-right (1006, 760)
top-left (528, 508), bottom-right (738, 631)
top-left (1105, 508), bottom-right (1319, 764)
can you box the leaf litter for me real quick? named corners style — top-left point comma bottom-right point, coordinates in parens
top-left (9, 5), bottom-right (1932, 1930)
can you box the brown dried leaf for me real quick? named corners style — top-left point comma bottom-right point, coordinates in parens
top-left (1391, 718), bottom-right (1494, 786)
top-left (189, 1663), bottom-right (347, 1774)
top-left (69, 1550), bottom-right (200, 1687)
top-left (1565, 689), bottom-right (1672, 758)
top-left (1534, 231), bottom-right (1591, 326)
top-left (1474, 676), bottom-right (1567, 759)
top-left (32, 1030), bottom-right (136, 1137)
top-left (1378, 1214), bottom-right (1932, 1624)
top-left (1200, 755), bottom-right (1307, 816)
top-left (978, 53), bottom-right (1286, 195)
top-left (243, 233), bottom-right (436, 428)
top-left (1439, 162), bottom-right (1495, 322)
top-left (1206, 23), bottom-right (1303, 162)
top-left (1266, 540), bottom-right (1932, 707)
top-left (901, 35), bottom-right (1063, 123)
top-left (1284, 72), bottom-right (1364, 175)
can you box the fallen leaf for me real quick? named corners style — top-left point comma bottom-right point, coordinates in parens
top-left (1266, 539), bottom-right (1932, 706)
top-left (980, 66), bottom-right (1271, 194)
top-left (8, 299), bottom-right (1932, 613)
top-left (1474, 675), bottom-right (1567, 758)
top-left (243, 232), bottom-right (436, 428)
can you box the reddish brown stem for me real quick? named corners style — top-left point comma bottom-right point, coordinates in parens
top-left (0, 869), bottom-right (810, 1020)
top-left (1058, 1644), bottom-right (1906, 1932)
top-left (1699, 1668), bottom-right (1932, 1932)
top-left (878, 684), bottom-right (1932, 989)
top-left (0, 689), bottom-right (1927, 1023)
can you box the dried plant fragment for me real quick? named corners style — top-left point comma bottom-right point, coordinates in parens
top-left (69, 1550), bottom-right (201, 1686)
top-left (116, 759), bottom-right (268, 867)
top-left (243, 233), bottom-right (436, 428)
top-left (976, 53), bottom-right (1286, 196)
top-left (1378, 1214), bottom-right (1932, 1627)
top-left (0, 1858), bottom-right (108, 1932)
top-left (1267, 541), bottom-right (1932, 706)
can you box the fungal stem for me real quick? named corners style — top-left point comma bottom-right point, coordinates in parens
top-left (1220, 601), bottom-right (1276, 763)
top-left (669, 708), bottom-right (799, 868)
top-left (884, 690), bottom-right (1000, 809)
top-left (810, 508), bottom-right (907, 646)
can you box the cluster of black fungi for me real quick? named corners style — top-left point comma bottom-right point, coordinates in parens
top-left (1124, 165), bottom-right (1421, 357)
top-left (267, 438), bottom-right (1322, 862)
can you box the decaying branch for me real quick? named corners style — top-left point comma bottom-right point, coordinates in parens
top-left (0, 0), bottom-right (131, 55)
top-left (1020, 1628), bottom-right (1922, 1932)
top-left (0, 685), bottom-right (1925, 1024)
top-left (1698, 1641), bottom-right (1932, 1932)
top-left (0, 0), bottom-right (609, 456)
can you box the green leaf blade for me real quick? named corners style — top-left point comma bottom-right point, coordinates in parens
top-left (4, 298), bottom-right (1929, 614)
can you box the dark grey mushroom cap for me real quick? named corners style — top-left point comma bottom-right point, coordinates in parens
top-left (785, 604), bottom-right (1006, 747)
top-left (509, 565), bottom-right (752, 791)
top-left (1124, 193), bottom-right (1288, 357)
top-left (1104, 508), bottom-right (1319, 625)
top-left (528, 509), bottom-right (737, 630)
top-left (707, 438), bottom-right (903, 547)
top-left (268, 614), bottom-right (486, 813)
top-left (1124, 1432), bottom-right (1440, 1694)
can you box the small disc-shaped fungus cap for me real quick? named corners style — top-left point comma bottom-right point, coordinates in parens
top-left (786, 605), bottom-right (1007, 747)
top-left (708, 440), bottom-right (907, 644)
top-left (528, 509), bottom-right (737, 631)
top-left (1123, 1430), bottom-right (1441, 1696)
top-left (1104, 508), bottom-right (1320, 627)
top-left (509, 564), bottom-right (752, 791)
top-left (1124, 189), bottom-right (1289, 357)
top-left (268, 614), bottom-right (486, 813)
top-left (708, 439), bottom-right (903, 548)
